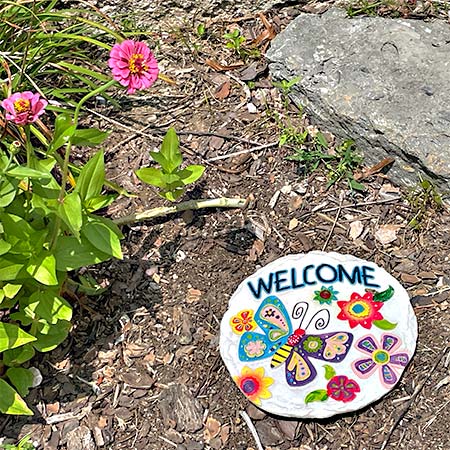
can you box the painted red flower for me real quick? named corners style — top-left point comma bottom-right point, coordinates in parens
top-left (230, 309), bottom-right (256, 334)
top-left (1, 91), bottom-right (47, 126)
top-left (326, 375), bottom-right (360, 403)
top-left (337, 292), bottom-right (383, 329)
top-left (108, 40), bottom-right (159, 94)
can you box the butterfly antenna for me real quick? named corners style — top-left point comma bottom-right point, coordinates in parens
top-left (306, 309), bottom-right (330, 331)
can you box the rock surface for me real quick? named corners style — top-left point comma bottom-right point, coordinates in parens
top-left (267, 8), bottom-right (450, 190)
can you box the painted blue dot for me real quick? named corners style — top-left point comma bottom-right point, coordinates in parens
top-left (352, 304), bottom-right (364, 313)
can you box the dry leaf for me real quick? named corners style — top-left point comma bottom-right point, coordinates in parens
top-left (205, 59), bottom-right (245, 72)
top-left (289, 218), bottom-right (299, 231)
top-left (349, 220), bottom-right (364, 240)
top-left (214, 80), bottom-right (231, 100)
top-left (248, 239), bottom-right (265, 262)
top-left (204, 417), bottom-right (221, 442)
top-left (187, 288), bottom-right (202, 303)
top-left (289, 194), bottom-right (303, 212)
top-left (375, 224), bottom-right (402, 245)
top-left (124, 343), bottom-right (149, 358)
top-left (354, 157), bottom-right (395, 181)
top-left (220, 424), bottom-right (230, 445)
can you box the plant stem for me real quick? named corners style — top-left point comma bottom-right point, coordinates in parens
top-left (50, 79), bottom-right (117, 250)
top-left (113, 197), bottom-right (248, 226)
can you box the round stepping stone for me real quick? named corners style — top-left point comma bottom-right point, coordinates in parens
top-left (220, 252), bottom-right (417, 418)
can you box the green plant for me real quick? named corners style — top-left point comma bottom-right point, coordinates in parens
top-left (135, 128), bottom-right (205, 201)
top-left (287, 136), bottom-right (365, 191)
top-left (0, 434), bottom-right (34, 450)
top-left (196, 23), bottom-right (206, 38)
top-left (406, 176), bottom-right (443, 229)
top-left (223, 29), bottom-right (246, 56)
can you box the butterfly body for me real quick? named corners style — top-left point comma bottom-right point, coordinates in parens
top-left (238, 296), bottom-right (354, 386)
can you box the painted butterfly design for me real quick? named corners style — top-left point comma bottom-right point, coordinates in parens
top-left (238, 296), bottom-right (354, 386)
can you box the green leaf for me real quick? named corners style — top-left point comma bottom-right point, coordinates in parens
top-left (373, 285), bottom-right (395, 302)
top-left (305, 389), bottom-right (329, 404)
top-left (373, 319), bottom-right (397, 330)
top-left (2, 344), bottom-right (35, 367)
top-left (0, 379), bottom-right (33, 415)
top-left (6, 367), bottom-right (34, 397)
top-left (0, 177), bottom-right (18, 207)
top-left (0, 239), bottom-right (12, 256)
top-left (0, 323), bottom-right (37, 353)
top-left (75, 149), bottom-right (105, 201)
top-left (315, 132), bottom-right (328, 149)
top-left (26, 252), bottom-right (58, 286)
top-left (81, 220), bottom-right (123, 259)
top-left (49, 113), bottom-right (76, 153)
top-left (58, 191), bottom-right (82, 239)
top-left (178, 165), bottom-right (205, 185)
top-left (159, 127), bottom-right (182, 173)
top-left (33, 320), bottom-right (71, 352)
top-left (0, 258), bottom-right (24, 281)
top-left (71, 128), bottom-right (110, 147)
top-left (349, 178), bottom-right (366, 191)
top-left (85, 194), bottom-right (117, 212)
top-left (323, 365), bottom-right (336, 381)
top-left (24, 291), bottom-right (73, 324)
top-left (161, 189), bottom-right (184, 202)
top-left (3, 283), bottom-right (22, 299)
top-left (149, 151), bottom-right (169, 169)
top-left (5, 166), bottom-right (51, 180)
top-left (135, 167), bottom-right (167, 188)
top-left (54, 236), bottom-right (111, 271)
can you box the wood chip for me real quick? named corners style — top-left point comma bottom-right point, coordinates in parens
top-left (401, 273), bottom-right (421, 284)
top-left (375, 224), bottom-right (402, 245)
top-left (214, 80), bottom-right (231, 100)
top-left (204, 417), bottom-right (221, 442)
top-left (289, 218), bottom-right (299, 230)
top-left (349, 220), bottom-right (364, 240)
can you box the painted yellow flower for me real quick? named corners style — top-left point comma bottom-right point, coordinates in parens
top-left (230, 309), bottom-right (256, 334)
top-left (234, 366), bottom-right (274, 405)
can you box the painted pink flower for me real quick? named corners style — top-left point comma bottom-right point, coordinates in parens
top-left (1, 91), bottom-right (47, 126)
top-left (108, 40), bottom-right (159, 94)
top-left (326, 375), bottom-right (360, 403)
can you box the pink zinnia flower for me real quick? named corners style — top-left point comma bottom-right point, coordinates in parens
top-left (1, 91), bottom-right (48, 126)
top-left (108, 40), bottom-right (159, 94)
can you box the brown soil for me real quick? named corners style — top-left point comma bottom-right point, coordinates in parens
top-left (1, 2), bottom-right (450, 450)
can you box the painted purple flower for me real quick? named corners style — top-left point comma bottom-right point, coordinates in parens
top-left (108, 40), bottom-right (159, 94)
top-left (1, 91), bottom-right (47, 125)
top-left (352, 333), bottom-right (410, 388)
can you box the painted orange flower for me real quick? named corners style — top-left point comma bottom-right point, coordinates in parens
top-left (337, 292), bottom-right (383, 329)
top-left (230, 310), bottom-right (256, 334)
top-left (234, 366), bottom-right (274, 405)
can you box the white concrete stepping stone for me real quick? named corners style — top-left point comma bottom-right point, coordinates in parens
top-left (220, 252), bottom-right (417, 418)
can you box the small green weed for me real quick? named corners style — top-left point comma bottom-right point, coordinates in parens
top-left (287, 136), bottom-right (365, 191)
top-left (406, 176), bottom-right (444, 229)
top-left (0, 434), bottom-right (34, 450)
top-left (222, 29), bottom-right (260, 60)
top-left (272, 76), bottom-right (301, 110)
top-left (135, 128), bottom-right (205, 201)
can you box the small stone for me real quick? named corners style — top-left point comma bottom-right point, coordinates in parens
top-left (246, 404), bottom-right (266, 420)
top-left (60, 419), bottom-right (80, 444)
top-left (277, 419), bottom-right (300, 440)
top-left (281, 185), bottom-right (292, 194)
top-left (167, 428), bottom-right (184, 444)
top-left (66, 426), bottom-right (95, 450)
top-left (255, 421), bottom-right (284, 446)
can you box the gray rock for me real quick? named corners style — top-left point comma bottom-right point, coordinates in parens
top-left (267, 8), bottom-right (450, 191)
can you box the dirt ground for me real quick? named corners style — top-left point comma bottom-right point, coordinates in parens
top-left (1, 1), bottom-right (450, 449)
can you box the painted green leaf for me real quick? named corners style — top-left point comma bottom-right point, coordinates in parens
top-left (305, 389), bottom-right (328, 404)
top-left (323, 365), bottom-right (336, 381)
top-left (0, 323), bottom-right (37, 353)
top-left (178, 165), bottom-right (205, 185)
top-left (159, 127), bottom-right (182, 173)
top-left (0, 379), bottom-right (33, 415)
top-left (24, 291), bottom-right (72, 324)
top-left (81, 220), bottom-right (123, 259)
top-left (373, 319), bottom-right (397, 330)
top-left (374, 285), bottom-right (395, 302)
top-left (58, 191), bottom-right (82, 239)
top-left (6, 367), bottom-right (34, 397)
top-left (2, 344), bottom-right (36, 367)
top-left (75, 149), bottom-right (105, 201)
top-left (26, 252), bottom-right (58, 286)
top-left (32, 319), bottom-right (71, 352)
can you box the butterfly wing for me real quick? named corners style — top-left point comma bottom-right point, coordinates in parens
top-left (299, 332), bottom-right (354, 363)
top-left (285, 347), bottom-right (317, 386)
top-left (238, 296), bottom-right (292, 362)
